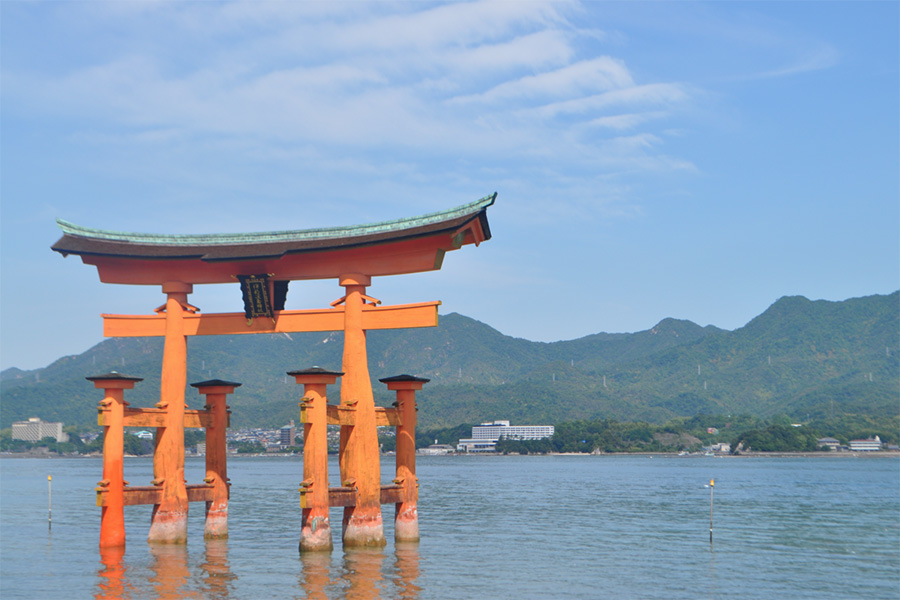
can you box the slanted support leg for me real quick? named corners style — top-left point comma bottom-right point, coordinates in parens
top-left (291, 368), bottom-right (342, 552)
top-left (380, 375), bottom-right (429, 543)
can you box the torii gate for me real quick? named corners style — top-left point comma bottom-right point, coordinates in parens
top-left (52, 194), bottom-right (494, 550)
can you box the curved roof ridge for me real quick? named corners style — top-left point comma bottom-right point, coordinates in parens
top-left (57, 193), bottom-right (496, 246)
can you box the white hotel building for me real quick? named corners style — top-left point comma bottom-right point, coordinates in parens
top-left (849, 436), bottom-right (883, 451)
top-left (457, 420), bottom-right (554, 453)
top-left (11, 417), bottom-right (68, 442)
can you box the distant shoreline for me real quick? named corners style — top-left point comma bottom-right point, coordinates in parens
top-left (546, 451), bottom-right (900, 458)
top-left (3, 450), bottom-right (899, 459)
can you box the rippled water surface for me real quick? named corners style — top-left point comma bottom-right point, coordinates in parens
top-left (1, 454), bottom-right (898, 599)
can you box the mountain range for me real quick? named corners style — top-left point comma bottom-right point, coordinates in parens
top-left (2, 292), bottom-right (897, 431)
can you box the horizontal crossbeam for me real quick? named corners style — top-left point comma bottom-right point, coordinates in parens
top-left (97, 407), bottom-right (228, 429)
top-left (299, 484), bottom-right (406, 509)
top-left (96, 483), bottom-right (222, 507)
top-left (102, 302), bottom-right (440, 338)
top-left (300, 405), bottom-right (400, 427)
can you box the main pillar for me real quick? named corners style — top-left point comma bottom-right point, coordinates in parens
top-left (148, 281), bottom-right (192, 544)
top-left (338, 273), bottom-right (386, 547)
top-left (191, 379), bottom-right (239, 539)
top-left (380, 375), bottom-right (428, 542)
top-left (291, 367), bottom-right (342, 552)
top-left (88, 372), bottom-right (142, 549)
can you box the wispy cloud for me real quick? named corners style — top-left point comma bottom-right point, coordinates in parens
top-left (744, 44), bottom-right (840, 80)
top-left (448, 56), bottom-right (634, 105)
top-left (2, 0), bottom-right (699, 227)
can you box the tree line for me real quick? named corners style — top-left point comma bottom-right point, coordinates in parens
top-left (452, 414), bottom-right (897, 454)
top-left (2, 413), bottom-right (895, 455)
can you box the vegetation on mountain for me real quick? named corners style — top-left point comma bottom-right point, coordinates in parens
top-left (2, 292), bottom-right (897, 436)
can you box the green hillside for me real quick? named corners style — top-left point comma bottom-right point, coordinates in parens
top-left (2, 292), bottom-right (897, 431)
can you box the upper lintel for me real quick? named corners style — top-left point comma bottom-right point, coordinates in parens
top-left (51, 194), bottom-right (494, 285)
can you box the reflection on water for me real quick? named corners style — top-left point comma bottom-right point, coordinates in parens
top-left (202, 540), bottom-right (237, 598)
top-left (96, 547), bottom-right (129, 600)
top-left (394, 542), bottom-right (421, 600)
top-left (342, 548), bottom-right (385, 600)
top-left (149, 544), bottom-right (191, 599)
top-left (6, 456), bottom-right (894, 600)
top-left (96, 541), bottom-right (419, 600)
top-left (298, 550), bottom-right (332, 600)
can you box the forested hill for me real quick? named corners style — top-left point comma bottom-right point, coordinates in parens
top-left (2, 292), bottom-right (897, 430)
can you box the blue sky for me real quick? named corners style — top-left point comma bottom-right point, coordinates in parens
top-left (1, 1), bottom-right (897, 372)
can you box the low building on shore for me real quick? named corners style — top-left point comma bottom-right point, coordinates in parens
top-left (817, 437), bottom-right (841, 451)
top-left (418, 444), bottom-right (456, 455)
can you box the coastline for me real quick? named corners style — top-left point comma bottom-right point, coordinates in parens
top-left (4, 450), bottom-right (899, 459)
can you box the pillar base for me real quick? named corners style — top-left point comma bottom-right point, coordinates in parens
top-left (148, 507), bottom-right (188, 544)
top-left (99, 506), bottom-right (126, 549)
top-left (300, 515), bottom-right (334, 553)
top-left (204, 507), bottom-right (228, 540)
top-left (394, 507), bottom-right (419, 543)
top-left (342, 509), bottom-right (386, 548)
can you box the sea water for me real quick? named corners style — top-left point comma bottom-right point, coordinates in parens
top-left (1, 454), bottom-right (897, 599)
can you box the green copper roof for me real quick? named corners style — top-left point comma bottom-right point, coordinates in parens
top-left (56, 194), bottom-right (495, 247)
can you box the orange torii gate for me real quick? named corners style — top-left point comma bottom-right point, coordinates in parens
top-left (52, 194), bottom-right (494, 550)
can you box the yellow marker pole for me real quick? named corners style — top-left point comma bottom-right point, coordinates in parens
top-left (709, 479), bottom-right (714, 545)
top-left (48, 475), bottom-right (52, 529)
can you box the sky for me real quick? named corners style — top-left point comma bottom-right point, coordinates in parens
top-left (1, 1), bottom-right (897, 372)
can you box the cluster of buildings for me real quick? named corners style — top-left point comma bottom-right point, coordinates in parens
top-left (817, 436), bottom-right (888, 452)
top-left (225, 420), bottom-right (301, 452)
top-left (10, 417), bottom-right (893, 455)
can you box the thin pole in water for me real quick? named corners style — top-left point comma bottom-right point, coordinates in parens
top-left (48, 475), bottom-right (52, 529)
top-left (709, 478), bottom-right (714, 545)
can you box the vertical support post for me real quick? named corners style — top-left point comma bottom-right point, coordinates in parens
top-left (290, 367), bottom-right (343, 552)
top-left (87, 372), bottom-right (143, 549)
top-left (338, 273), bottom-right (385, 547)
top-left (380, 374), bottom-right (429, 543)
top-left (709, 478), bottom-right (715, 546)
top-left (149, 281), bottom-right (192, 544)
top-left (191, 379), bottom-right (240, 539)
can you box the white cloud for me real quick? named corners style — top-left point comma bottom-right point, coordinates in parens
top-left (445, 30), bottom-right (575, 75)
top-left (747, 44), bottom-right (840, 80)
top-left (585, 111), bottom-right (667, 130)
top-left (3, 0), bottom-right (699, 227)
top-left (449, 56), bottom-right (633, 105)
top-left (524, 83), bottom-right (689, 120)
top-left (324, 1), bottom-right (571, 53)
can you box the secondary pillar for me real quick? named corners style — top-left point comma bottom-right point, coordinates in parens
top-left (87, 371), bottom-right (142, 549)
top-left (290, 367), bottom-right (342, 552)
top-left (191, 379), bottom-right (239, 539)
top-left (338, 273), bottom-right (385, 547)
top-left (380, 374), bottom-right (429, 542)
top-left (149, 281), bottom-right (192, 544)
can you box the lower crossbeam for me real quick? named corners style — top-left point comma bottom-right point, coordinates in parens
top-left (96, 483), bottom-right (224, 507)
top-left (299, 484), bottom-right (405, 509)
